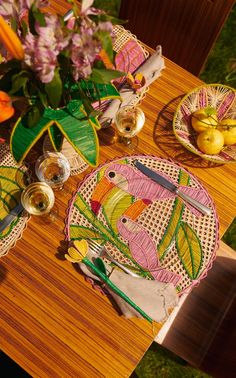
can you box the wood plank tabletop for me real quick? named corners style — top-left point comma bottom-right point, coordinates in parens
top-left (0, 1), bottom-right (236, 377)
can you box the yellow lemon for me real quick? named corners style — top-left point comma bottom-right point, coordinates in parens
top-left (197, 129), bottom-right (224, 155)
top-left (218, 118), bottom-right (236, 145)
top-left (191, 107), bottom-right (218, 133)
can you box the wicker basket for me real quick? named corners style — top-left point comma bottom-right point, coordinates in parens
top-left (173, 84), bottom-right (236, 163)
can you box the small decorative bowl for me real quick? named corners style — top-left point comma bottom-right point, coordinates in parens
top-left (173, 84), bottom-right (236, 163)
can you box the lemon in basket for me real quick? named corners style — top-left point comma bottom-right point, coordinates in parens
top-left (191, 107), bottom-right (218, 133)
top-left (197, 128), bottom-right (224, 155)
top-left (217, 118), bottom-right (236, 145)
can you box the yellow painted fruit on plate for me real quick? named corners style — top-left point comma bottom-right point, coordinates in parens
top-left (191, 107), bottom-right (218, 133)
top-left (218, 118), bottom-right (236, 145)
top-left (197, 129), bottom-right (224, 155)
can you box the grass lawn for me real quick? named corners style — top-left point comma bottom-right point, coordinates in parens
top-left (200, 2), bottom-right (236, 253)
top-left (132, 343), bottom-right (211, 378)
top-left (200, 4), bottom-right (236, 89)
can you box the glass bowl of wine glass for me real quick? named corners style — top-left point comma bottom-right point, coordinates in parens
top-left (114, 105), bottom-right (145, 150)
top-left (21, 182), bottom-right (55, 217)
top-left (35, 151), bottom-right (70, 190)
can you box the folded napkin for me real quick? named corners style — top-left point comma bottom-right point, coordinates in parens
top-left (79, 262), bottom-right (178, 323)
top-left (99, 45), bottom-right (165, 126)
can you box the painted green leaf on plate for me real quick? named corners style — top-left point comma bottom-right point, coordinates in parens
top-left (176, 221), bottom-right (203, 279)
top-left (70, 225), bottom-right (103, 241)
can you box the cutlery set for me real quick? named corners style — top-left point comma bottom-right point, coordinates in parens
top-left (133, 160), bottom-right (211, 216)
top-left (87, 239), bottom-right (140, 278)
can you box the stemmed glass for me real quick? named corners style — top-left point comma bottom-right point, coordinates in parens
top-left (35, 151), bottom-right (71, 190)
top-left (21, 181), bottom-right (55, 221)
top-left (114, 105), bottom-right (145, 150)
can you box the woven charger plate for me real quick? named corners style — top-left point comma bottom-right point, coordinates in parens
top-left (0, 144), bottom-right (30, 257)
top-left (173, 84), bottom-right (236, 163)
top-left (66, 155), bottom-right (219, 295)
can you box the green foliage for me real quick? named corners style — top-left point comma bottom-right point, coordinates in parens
top-left (222, 217), bottom-right (236, 251)
top-left (9, 70), bottom-right (29, 95)
top-left (28, 2), bottom-right (46, 34)
top-left (89, 68), bottom-right (126, 84)
top-left (94, 0), bottom-right (121, 18)
top-left (200, 4), bottom-right (236, 88)
top-left (95, 30), bottom-right (114, 60)
top-left (25, 104), bottom-right (43, 128)
top-left (93, 0), bottom-right (126, 26)
top-left (133, 343), bottom-right (212, 378)
top-left (45, 69), bottom-right (63, 109)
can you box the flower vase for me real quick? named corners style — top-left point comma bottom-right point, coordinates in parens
top-left (10, 100), bottom-right (101, 168)
top-left (10, 81), bottom-right (122, 168)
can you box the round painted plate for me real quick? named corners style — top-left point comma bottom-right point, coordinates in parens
top-left (173, 84), bottom-right (236, 163)
top-left (66, 156), bottom-right (219, 295)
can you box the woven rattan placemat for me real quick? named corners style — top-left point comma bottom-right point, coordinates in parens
top-left (0, 144), bottom-right (30, 257)
top-left (66, 155), bottom-right (219, 295)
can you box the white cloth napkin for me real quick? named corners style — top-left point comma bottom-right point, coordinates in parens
top-left (79, 262), bottom-right (178, 323)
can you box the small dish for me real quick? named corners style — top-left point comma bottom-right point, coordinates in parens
top-left (173, 84), bottom-right (236, 163)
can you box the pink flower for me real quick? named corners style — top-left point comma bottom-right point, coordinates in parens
top-left (70, 21), bottom-right (101, 80)
top-left (0, 1), bottom-right (48, 22)
top-left (97, 21), bottom-right (113, 34)
top-left (0, 0), bottom-right (119, 95)
top-left (23, 14), bottom-right (70, 83)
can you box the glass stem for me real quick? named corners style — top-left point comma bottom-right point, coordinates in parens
top-left (120, 136), bottom-right (132, 145)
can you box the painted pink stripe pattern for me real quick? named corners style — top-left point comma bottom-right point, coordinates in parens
top-left (117, 216), bottom-right (160, 270)
top-left (117, 216), bottom-right (181, 287)
top-left (105, 163), bottom-right (175, 202)
top-left (217, 91), bottom-right (236, 120)
top-left (114, 39), bottom-right (146, 86)
top-left (105, 163), bottom-right (211, 217)
top-left (151, 268), bottom-right (181, 287)
top-left (198, 87), bottom-right (208, 109)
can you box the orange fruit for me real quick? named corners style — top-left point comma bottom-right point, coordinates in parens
top-left (0, 91), bottom-right (14, 122)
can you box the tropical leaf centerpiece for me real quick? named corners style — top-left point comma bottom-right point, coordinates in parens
top-left (0, 0), bottom-right (126, 166)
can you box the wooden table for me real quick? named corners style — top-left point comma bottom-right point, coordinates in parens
top-left (1, 2), bottom-right (236, 377)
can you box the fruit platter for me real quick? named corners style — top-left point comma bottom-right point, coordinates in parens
top-left (173, 84), bottom-right (236, 163)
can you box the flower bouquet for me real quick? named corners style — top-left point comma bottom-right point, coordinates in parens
top-left (0, 0), bottom-right (126, 166)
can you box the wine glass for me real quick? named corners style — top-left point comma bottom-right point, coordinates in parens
top-left (114, 105), bottom-right (145, 150)
top-left (21, 182), bottom-right (55, 220)
top-left (35, 151), bottom-right (70, 190)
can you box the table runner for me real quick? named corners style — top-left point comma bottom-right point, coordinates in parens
top-left (0, 144), bottom-right (30, 257)
top-left (66, 155), bottom-right (219, 294)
